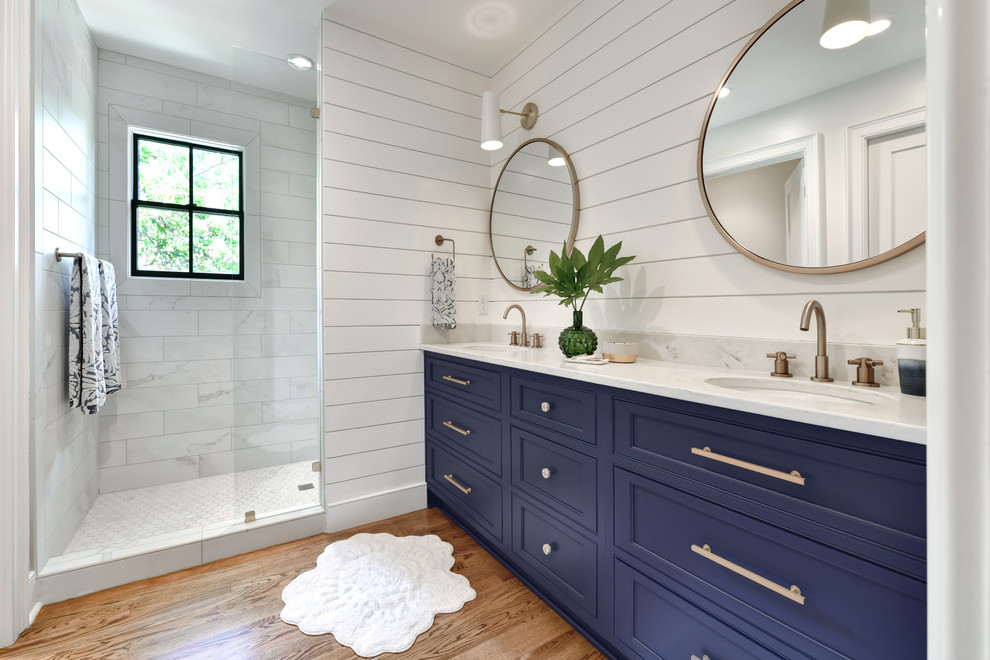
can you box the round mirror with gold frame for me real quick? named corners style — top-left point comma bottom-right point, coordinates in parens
top-left (698, 0), bottom-right (926, 274)
top-left (490, 138), bottom-right (580, 290)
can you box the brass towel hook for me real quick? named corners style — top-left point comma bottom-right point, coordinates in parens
top-left (434, 234), bottom-right (455, 261)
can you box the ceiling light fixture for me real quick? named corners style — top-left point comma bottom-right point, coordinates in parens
top-left (286, 54), bottom-right (314, 71)
top-left (819, 0), bottom-right (871, 49)
top-left (480, 91), bottom-right (539, 151)
top-left (547, 144), bottom-right (565, 167)
top-left (866, 18), bottom-right (892, 36)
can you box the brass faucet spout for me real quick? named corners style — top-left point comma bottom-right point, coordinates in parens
top-left (503, 304), bottom-right (529, 347)
top-left (799, 300), bottom-right (833, 382)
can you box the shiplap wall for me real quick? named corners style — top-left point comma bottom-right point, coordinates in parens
top-left (320, 16), bottom-right (491, 524)
top-left (34, 0), bottom-right (99, 564)
top-left (489, 0), bottom-right (926, 344)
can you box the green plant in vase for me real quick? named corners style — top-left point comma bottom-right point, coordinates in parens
top-left (530, 236), bottom-right (635, 358)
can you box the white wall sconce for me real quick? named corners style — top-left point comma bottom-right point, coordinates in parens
top-left (819, 0), bottom-right (870, 49)
top-left (481, 91), bottom-right (539, 151)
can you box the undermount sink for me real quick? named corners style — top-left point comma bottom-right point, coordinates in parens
top-left (461, 344), bottom-right (525, 354)
top-left (704, 376), bottom-right (898, 406)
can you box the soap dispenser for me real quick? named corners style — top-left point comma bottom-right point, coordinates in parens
top-left (896, 308), bottom-right (926, 396)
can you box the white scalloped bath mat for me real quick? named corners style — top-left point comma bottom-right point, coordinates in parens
top-left (280, 533), bottom-right (476, 657)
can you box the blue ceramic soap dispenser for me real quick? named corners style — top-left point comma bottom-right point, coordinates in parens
top-left (896, 308), bottom-right (926, 396)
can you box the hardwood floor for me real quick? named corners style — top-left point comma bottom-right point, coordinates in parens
top-left (1, 508), bottom-right (606, 659)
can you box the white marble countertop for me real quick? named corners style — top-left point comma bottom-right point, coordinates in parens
top-left (421, 342), bottom-right (927, 445)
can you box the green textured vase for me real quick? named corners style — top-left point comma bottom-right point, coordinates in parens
top-left (558, 310), bottom-right (598, 358)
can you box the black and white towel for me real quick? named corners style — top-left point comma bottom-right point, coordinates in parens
top-left (99, 259), bottom-right (121, 395)
top-left (431, 256), bottom-right (456, 329)
top-left (68, 256), bottom-right (121, 414)
top-left (524, 263), bottom-right (546, 289)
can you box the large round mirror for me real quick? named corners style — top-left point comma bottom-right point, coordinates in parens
top-left (490, 139), bottom-right (579, 291)
top-left (699, 0), bottom-right (926, 273)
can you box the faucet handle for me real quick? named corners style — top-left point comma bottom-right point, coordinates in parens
top-left (507, 331), bottom-right (520, 346)
top-left (531, 333), bottom-right (544, 349)
top-left (766, 351), bottom-right (796, 378)
top-left (848, 357), bottom-right (883, 388)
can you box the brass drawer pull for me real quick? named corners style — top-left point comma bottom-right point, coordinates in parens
top-left (691, 446), bottom-right (805, 486)
top-left (542, 543), bottom-right (552, 556)
top-left (541, 467), bottom-right (551, 479)
top-left (540, 401), bottom-right (551, 413)
top-left (691, 543), bottom-right (806, 605)
top-left (443, 473), bottom-right (471, 494)
top-left (443, 375), bottom-right (470, 386)
top-left (442, 420), bottom-right (471, 436)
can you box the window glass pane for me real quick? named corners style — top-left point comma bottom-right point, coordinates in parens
top-left (193, 149), bottom-right (240, 211)
top-left (137, 139), bottom-right (189, 205)
top-left (192, 213), bottom-right (240, 274)
top-left (136, 207), bottom-right (190, 272)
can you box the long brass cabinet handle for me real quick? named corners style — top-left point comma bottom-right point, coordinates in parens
top-left (442, 420), bottom-right (471, 436)
top-left (691, 446), bottom-right (805, 486)
top-left (443, 375), bottom-right (470, 386)
top-left (691, 543), bottom-right (806, 605)
top-left (443, 473), bottom-right (471, 495)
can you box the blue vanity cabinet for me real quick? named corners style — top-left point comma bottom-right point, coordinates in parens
top-left (422, 351), bottom-right (927, 660)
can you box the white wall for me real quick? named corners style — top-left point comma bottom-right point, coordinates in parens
top-left (319, 15), bottom-right (491, 522)
top-left (488, 0), bottom-right (926, 345)
top-left (33, 0), bottom-right (100, 566)
top-left (94, 52), bottom-right (321, 494)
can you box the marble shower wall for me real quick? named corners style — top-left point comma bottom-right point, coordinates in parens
top-left (94, 51), bottom-right (321, 493)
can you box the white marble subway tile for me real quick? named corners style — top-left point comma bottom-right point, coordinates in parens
top-left (198, 382), bottom-right (233, 407)
top-left (99, 411), bottom-right (164, 441)
top-left (123, 295), bottom-right (232, 311)
top-left (98, 440), bottom-right (126, 468)
top-left (260, 217), bottom-right (316, 243)
top-left (290, 376), bottom-right (319, 399)
top-left (120, 337), bottom-right (164, 364)
top-left (288, 174), bottom-right (317, 201)
top-left (262, 239), bottom-right (290, 264)
top-left (232, 310), bottom-right (291, 334)
top-left (116, 276), bottom-right (191, 298)
top-left (126, 428), bottom-right (232, 463)
top-left (231, 378), bottom-right (292, 403)
top-left (99, 456), bottom-right (201, 493)
top-left (230, 335), bottom-right (261, 359)
top-left (162, 336), bottom-right (234, 361)
top-left (197, 84), bottom-right (289, 124)
top-left (260, 121), bottom-right (315, 153)
top-left (288, 104), bottom-right (317, 131)
top-left (260, 145), bottom-right (317, 176)
top-left (42, 347), bottom-right (66, 389)
top-left (42, 261), bottom-right (71, 312)
top-left (288, 241), bottom-right (316, 267)
top-left (42, 148), bottom-right (73, 205)
top-left (42, 310), bottom-right (69, 351)
top-left (233, 402), bottom-right (264, 427)
top-left (261, 170), bottom-right (290, 195)
top-left (261, 264), bottom-right (316, 289)
top-left (119, 310), bottom-right (198, 337)
top-left (197, 310), bottom-right (233, 336)
top-left (291, 438), bottom-right (320, 463)
top-left (101, 384), bottom-right (199, 415)
top-left (161, 101), bottom-right (261, 132)
top-left (230, 288), bottom-right (315, 312)
top-left (290, 311), bottom-right (318, 334)
top-left (198, 445), bottom-right (294, 477)
top-left (262, 397), bottom-right (320, 424)
top-left (231, 356), bottom-right (317, 381)
top-left (99, 59), bottom-right (198, 105)
top-left (124, 359), bottom-right (232, 388)
top-left (232, 419), bottom-right (319, 450)
top-left (163, 405), bottom-right (234, 435)
top-left (261, 333), bottom-right (317, 357)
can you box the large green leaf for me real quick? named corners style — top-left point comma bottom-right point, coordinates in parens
top-left (528, 235), bottom-right (635, 312)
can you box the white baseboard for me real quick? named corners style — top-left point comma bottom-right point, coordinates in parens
top-left (325, 482), bottom-right (427, 533)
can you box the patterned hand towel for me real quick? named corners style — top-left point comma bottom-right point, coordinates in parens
top-left (68, 255), bottom-right (107, 414)
top-left (99, 259), bottom-right (121, 395)
top-left (524, 263), bottom-right (546, 289)
top-left (431, 256), bottom-right (456, 329)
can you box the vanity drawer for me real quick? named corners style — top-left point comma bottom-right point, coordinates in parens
top-left (426, 393), bottom-right (502, 476)
top-left (425, 355), bottom-right (501, 411)
top-left (510, 375), bottom-right (596, 445)
top-left (614, 558), bottom-right (783, 660)
top-left (613, 397), bottom-right (926, 548)
top-left (510, 426), bottom-right (597, 532)
top-left (427, 443), bottom-right (502, 541)
top-left (511, 493), bottom-right (597, 617)
top-left (614, 467), bottom-right (926, 660)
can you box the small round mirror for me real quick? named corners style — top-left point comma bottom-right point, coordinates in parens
top-left (490, 139), bottom-right (579, 291)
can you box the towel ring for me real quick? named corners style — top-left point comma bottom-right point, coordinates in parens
top-left (434, 235), bottom-right (455, 261)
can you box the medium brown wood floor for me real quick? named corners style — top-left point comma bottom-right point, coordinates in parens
top-left (1, 508), bottom-right (606, 660)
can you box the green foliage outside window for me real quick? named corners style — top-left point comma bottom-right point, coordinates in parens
top-left (133, 135), bottom-right (242, 278)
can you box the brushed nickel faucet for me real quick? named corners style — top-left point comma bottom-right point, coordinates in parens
top-left (503, 304), bottom-right (529, 347)
top-left (799, 300), bottom-right (833, 382)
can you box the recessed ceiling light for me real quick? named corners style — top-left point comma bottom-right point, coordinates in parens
top-left (286, 54), bottom-right (314, 71)
top-left (867, 18), bottom-right (892, 36)
top-left (717, 86), bottom-right (732, 99)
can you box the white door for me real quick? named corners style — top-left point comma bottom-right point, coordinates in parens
top-left (868, 125), bottom-right (927, 255)
top-left (783, 159), bottom-right (808, 266)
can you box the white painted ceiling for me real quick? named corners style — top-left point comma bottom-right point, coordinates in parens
top-left (75, 0), bottom-right (579, 101)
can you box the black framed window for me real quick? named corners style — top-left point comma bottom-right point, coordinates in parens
top-left (131, 133), bottom-right (245, 280)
